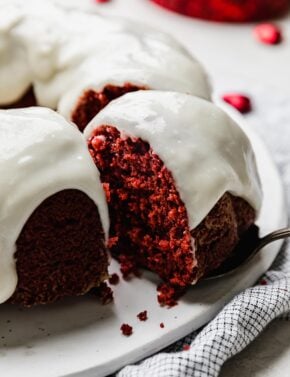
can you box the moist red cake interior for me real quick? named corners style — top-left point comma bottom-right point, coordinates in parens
top-left (71, 84), bottom-right (145, 132)
top-left (88, 125), bottom-right (196, 287)
top-left (10, 189), bottom-right (108, 307)
top-left (88, 125), bottom-right (256, 288)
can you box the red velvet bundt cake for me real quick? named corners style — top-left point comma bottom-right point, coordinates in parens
top-left (151, 0), bottom-right (290, 22)
top-left (0, 107), bottom-right (109, 306)
top-left (84, 91), bottom-right (262, 289)
top-left (0, 0), bottom-right (210, 132)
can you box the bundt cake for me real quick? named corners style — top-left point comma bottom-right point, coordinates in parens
top-left (0, 107), bottom-right (109, 306)
top-left (151, 0), bottom-right (290, 23)
top-left (0, 1), bottom-right (263, 308)
top-left (0, 0), bottom-right (210, 131)
top-left (84, 90), bottom-right (262, 290)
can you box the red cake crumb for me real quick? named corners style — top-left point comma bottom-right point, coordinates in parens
top-left (121, 324), bottom-right (133, 336)
top-left (88, 125), bottom-right (256, 297)
top-left (222, 94), bottom-right (252, 114)
top-left (260, 278), bottom-right (268, 286)
top-left (157, 283), bottom-right (185, 307)
top-left (160, 323), bottom-right (165, 328)
top-left (90, 282), bottom-right (113, 304)
top-left (183, 344), bottom-right (191, 351)
top-left (95, 0), bottom-right (111, 3)
top-left (109, 273), bottom-right (120, 285)
top-left (88, 126), bottom-right (195, 287)
top-left (119, 254), bottom-right (141, 280)
top-left (137, 311), bottom-right (148, 321)
top-left (253, 23), bottom-right (282, 45)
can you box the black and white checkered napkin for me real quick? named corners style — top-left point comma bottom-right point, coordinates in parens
top-left (118, 263), bottom-right (290, 377)
top-left (116, 81), bottom-right (290, 377)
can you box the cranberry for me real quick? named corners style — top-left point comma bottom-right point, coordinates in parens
top-left (222, 94), bottom-right (252, 114)
top-left (151, 0), bottom-right (289, 23)
top-left (254, 23), bottom-right (282, 45)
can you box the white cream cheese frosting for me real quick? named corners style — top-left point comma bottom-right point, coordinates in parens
top-left (0, 107), bottom-right (109, 303)
top-left (0, 0), bottom-right (211, 118)
top-left (84, 90), bottom-right (262, 230)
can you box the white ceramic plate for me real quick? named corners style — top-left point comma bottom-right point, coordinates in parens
top-left (0, 100), bottom-right (287, 377)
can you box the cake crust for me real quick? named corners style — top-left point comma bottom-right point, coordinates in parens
top-left (10, 190), bottom-right (108, 307)
top-left (0, 107), bottom-right (109, 305)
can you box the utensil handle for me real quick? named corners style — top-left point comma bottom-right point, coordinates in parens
top-left (258, 227), bottom-right (290, 251)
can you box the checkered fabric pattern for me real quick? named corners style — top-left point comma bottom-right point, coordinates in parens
top-left (116, 80), bottom-right (290, 377)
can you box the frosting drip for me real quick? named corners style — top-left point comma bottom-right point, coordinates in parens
top-left (0, 0), bottom-right (211, 117)
top-left (0, 107), bottom-right (109, 303)
top-left (84, 91), bottom-right (262, 229)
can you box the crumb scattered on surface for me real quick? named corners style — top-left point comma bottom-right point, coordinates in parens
top-left (109, 273), bottom-right (120, 285)
top-left (121, 323), bottom-right (133, 336)
top-left (160, 323), bottom-right (165, 329)
top-left (90, 282), bottom-right (113, 304)
top-left (137, 310), bottom-right (148, 321)
top-left (183, 344), bottom-right (190, 351)
top-left (157, 283), bottom-right (185, 307)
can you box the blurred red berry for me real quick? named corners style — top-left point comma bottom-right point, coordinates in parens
top-left (254, 23), bottom-right (282, 45)
top-left (150, 0), bottom-right (289, 23)
top-left (222, 94), bottom-right (252, 114)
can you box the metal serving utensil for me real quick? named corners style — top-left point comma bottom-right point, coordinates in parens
top-left (206, 227), bottom-right (290, 280)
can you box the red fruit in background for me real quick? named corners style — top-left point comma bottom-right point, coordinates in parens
top-left (222, 94), bottom-right (252, 113)
top-left (254, 23), bottom-right (282, 45)
top-left (151, 0), bottom-right (290, 23)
